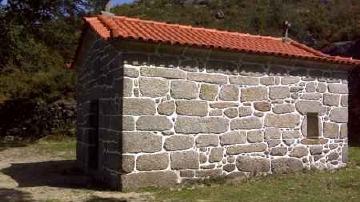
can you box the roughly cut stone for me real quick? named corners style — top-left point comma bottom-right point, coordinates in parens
top-left (140, 67), bottom-right (186, 79)
top-left (229, 76), bottom-right (259, 85)
top-left (170, 151), bottom-right (199, 169)
top-left (282, 131), bottom-right (300, 139)
top-left (139, 77), bottom-right (169, 97)
top-left (316, 83), bottom-right (327, 93)
top-left (266, 140), bottom-right (281, 147)
top-left (136, 116), bottom-right (172, 131)
top-left (176, 100), bottom-right (208, 116)
top-left (271, 158), bottom-right (303, 174)
top-left (122, 155), bottom-right (135, 173)
top-left (226, 143), bottom-right (267, 154)
top-left (224, 108), bottom-right (238, 118)
top-left (238, 107), bottom-right (253, 117)
top-left (219, 85), bottom-right (239, 101)
top-left (289, 146), bottom-right (308, 158)
top-left (180, 170), bottom-right (194, 177)
top-left (195, 169), bottom-right (222, 178)
top-left (281, 76), bottom-right (300, 85)
top-left (283, 139), bottom-right (295, 146)
top-left (340, 124), bottom-right (347, 138)
top-left (254, 112), bottom-right (264, 117)
top-left (310, 146), bottom-right (323, 155)
top-left (230, 117), bottom-right (262, 130)
top-left (223, 164), bottom-right (236, 172)
top-left (187, 72), bottom-right (227, 84)
top-left (210, 102), bottom-right (238, 109)
top-left (136, 153), bottom-right (169, 171)
top-left (254, 101), bottom-right (271, 112)
top-left (301, 93), bottom-right (321, 100)
top-left (122, 116), bottom-right (135, 131)
top-left (295, 101), bottom-right (323, 115)
top-left (341, 95), bottom-right (348, 107)
top-left (328, 84), bottom-right (348, 94)
top-left (220, 131), bottom-right (246, 145)
top-left (164, 135), bottom-right (194, 151)
top-left (175, 116), bottom-right (229, 134)
top-left (199, 153), bottom-right (207, 163)
top-left (121, 171), bottom-right (177, 190)
top-left (270, 147), bottom-right (288, 156)
top-left (196, 135), bottom-right (219, 147)
top-left (342, 146), bottom-right (348, 163)
top-left (247, 130), bottom-right (264, 143)
top-left (158, 100), bottom-right (175, 115)
top-left (323, 94), bottom-right (340, 106)
top-left (269, 86), bottom-right (290, 99)
top-left (260, 77), bottom-right (275, 85)
top-left (124, 67), bottom-right (139, 78)
top-left (290, 86), bottom-right (303, 92)
top-left (209, 109), bottom-right (222, 116)
top-left (327, 152), bottom-right (339, 161)
top-left (305, 82), bottom-right (316, 92)
top-left (264, 114), bottom-right (300, 128)
top-left (264, 128), bottom-right (281, 140)
top-left (122, 78), bottom-right (133, 97)
top-left (329, 108), bottom-right (348, 123)
top-left (273, 104), bottom-right (295, 114)
top-left (170, 80), bottom-right (198, 99)
top-left (227, 156), bottom-right (235, 163)
top-left (200, 84), bottom-right (218, 101)
top-left (123, 98), bottom-right (156, 115)
top-left (209, 148), bottom-right (224, 162)
top-left (241, 87), bottom-right (268, 101)
top-left (323, 122), bottom-right (339, 138)
top-left (236, 156), bottom-right (270, 173)
top-left (123, 132), bottom-right (162, 153)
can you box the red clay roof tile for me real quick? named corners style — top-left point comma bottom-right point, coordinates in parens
top-left (84, 15), bottom-right (360, 66)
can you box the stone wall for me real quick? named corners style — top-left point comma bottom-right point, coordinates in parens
top-left (77, 38), bottom-right (350, 190)
top-left (76, 30), bottom-right (123, 188)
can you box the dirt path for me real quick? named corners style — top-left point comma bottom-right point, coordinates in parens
top-left (0, 140), bottom-right (153, 202)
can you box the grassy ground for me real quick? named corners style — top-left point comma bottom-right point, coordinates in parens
top-left (152, 147), bottom-right (360, 202)
top-left (1, 137), bottom-right (360, 202)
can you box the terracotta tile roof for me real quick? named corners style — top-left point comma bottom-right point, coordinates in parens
top-left (84, 15), bottom-right (360, 66)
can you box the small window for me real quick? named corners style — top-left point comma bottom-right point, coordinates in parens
top-left (307, 113), bottom-right (319, 139)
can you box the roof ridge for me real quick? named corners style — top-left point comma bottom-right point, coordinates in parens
top-left (82, 14), bottom-right (360, 66)
top-left (111, 15), bottom-right (283, 41)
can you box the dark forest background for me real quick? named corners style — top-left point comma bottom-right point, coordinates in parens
top-left (1, 0), bottom-right (360, 138)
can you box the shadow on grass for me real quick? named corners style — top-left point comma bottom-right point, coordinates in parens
top-left (0, 188), bottom-right (33, 202)
top-left (1, 160), bottom-right (100, 190)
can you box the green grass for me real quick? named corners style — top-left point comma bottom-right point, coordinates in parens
top-left (31, 135), bottom-right (76, 159)
top-left (152, 147), bottom-right (360, 202)
top-left (0, 135), bottom-right (76, 159)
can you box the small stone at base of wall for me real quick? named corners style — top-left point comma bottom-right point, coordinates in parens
top-left (121, 171), bottom-right (178, 190)
top-left (195, 169), bottom-right (222, 178)
top-left (271, 158), bottom-right (303, 174)
top-left (236, 156), bottom-right (270, 173)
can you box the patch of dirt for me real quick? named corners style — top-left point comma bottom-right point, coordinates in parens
top-left (0, 145), bottom-right (153, 202)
